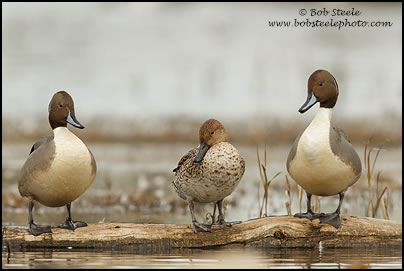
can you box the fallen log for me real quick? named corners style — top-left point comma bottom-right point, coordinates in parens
top-left (2, 216), bottom-right (401, 252)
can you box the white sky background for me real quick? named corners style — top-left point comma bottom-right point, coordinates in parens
top-left (2, 3), bottom-right (402, 127)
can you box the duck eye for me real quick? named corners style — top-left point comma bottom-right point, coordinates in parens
top-left (319, 82), bottom-right (324, 87)
top-left (210, 131), bottom-right (215, 135)
top-left (58, 104), bottom-right (63, 108)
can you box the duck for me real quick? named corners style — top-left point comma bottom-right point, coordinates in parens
top-left (286, 69), bottom-right (362, 228)
top-left (172, 119), bottom-right (245, 233)
top-left (18, 91), bottom-right (97, 236)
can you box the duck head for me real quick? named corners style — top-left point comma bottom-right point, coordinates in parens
top-left (48, 91), bottom-right (84, 130)
top-left (299, 70), bottom-right (339, 113)
top-left (193, 119), bottom-right (229, 163)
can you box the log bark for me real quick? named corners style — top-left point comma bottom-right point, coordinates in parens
top-left (2, 216), bottom-right (401, 252)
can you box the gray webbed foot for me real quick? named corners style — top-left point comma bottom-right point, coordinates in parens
top-left (215, 216), bottom-right (241, 227)
top-left (294, 192), bottom-right (324, 221)
top-left (191, 221), bottom-right (212, 233)
top-left (58, 219), bottom-right (88, 231)
top-left (318, 192), bottom-right (344, 228)
top-left (213, 199), bottom-right (240, 227)
top-left (29, 223), bottom-right (52, 236)
top-left (294, 210), bottom-right (325, 220)
top-left (319, 212), bottom-right (341, 228)
top-left (58, 203), bottom-right (87, 231)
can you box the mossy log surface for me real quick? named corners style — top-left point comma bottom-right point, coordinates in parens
top-left (2, 216), bottom-right (402, 252)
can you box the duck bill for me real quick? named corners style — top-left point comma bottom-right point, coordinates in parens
top-left (194, 141), bottom-right (210, 163)
top-left (298, 92), bottom-right (319, 114)
top-left (66, 111), bottom-right (85, 129)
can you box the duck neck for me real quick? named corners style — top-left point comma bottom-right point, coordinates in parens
top-left (53, 126), bottom-right (73, 138)
top-left (312, 107), bottom-right (332, 125)
top-left (305, 107), bottom-right (333, 137)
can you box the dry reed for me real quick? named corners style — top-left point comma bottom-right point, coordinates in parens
top-left (285, 175), bottom-right (292, 216)
top-left (297, 184), bottom-right (303, 213)
top-left (364, 140), bottom-right (390, 219)
top-left (256, 146), bottom-right (281, 218)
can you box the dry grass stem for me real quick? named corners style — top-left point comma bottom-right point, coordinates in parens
top-left (315, 196), bottom-right (322, 213)
top-left (297, 185), bottom-right (303, 213)
top-left (363, 140), bottom-right (390, 220)
top-left (374, 186), bottom-right (388, 218)
top-left (381, 186), bottom-right (390, 220)
top-left (285, 175), bottom-right (292, 216)
top-left (257, 184), bottom-right (261, 218)
top-left (256, 146), bottom-right (281, 218)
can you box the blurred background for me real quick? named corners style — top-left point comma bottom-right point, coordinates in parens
top-left (2, 2), bottom-right (402, 227)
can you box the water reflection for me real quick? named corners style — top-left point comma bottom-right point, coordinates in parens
top-left (2, 247), bottom-right (402, 269)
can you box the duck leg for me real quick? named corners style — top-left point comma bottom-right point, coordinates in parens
top-left (214, 199), bottom-right (241, 226)
top-left (294, 192), bottom-right (324, 220)
top-left (189, 201), bottom-right (211, 233)
top-left (211, 202), bottom-right (217, 224)
top-left (27, 200), bottom-right (52, 236)
top-left (58, 203), bottom-right (87, 231)
top-left (319, 192), bottom-right (344, 228)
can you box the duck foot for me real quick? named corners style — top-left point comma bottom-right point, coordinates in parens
top-left (29, 223), bottom-right (52, 236)
top-left (212, 199), bottom-right (240, 227)
top-left (58, 219), bottom-right (87, 231)
top-left (191, 221), bottom-right (212, 233)
top-left (215, 217), bottom-right (241, 227)
top-left (294, 210), bottom-right (324, 220)
top-left (319, 212), bottom-right (341, 228)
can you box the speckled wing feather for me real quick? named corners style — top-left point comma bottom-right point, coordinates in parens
top-left (172, 142), bottom-right (245, 203)
top-left (173, 147), bottom-right (199, 173)
top-left (172, 146), bottom-right (200, 201)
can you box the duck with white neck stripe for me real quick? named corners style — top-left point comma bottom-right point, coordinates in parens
top-left (18, 91), bottom-right (96, 236)
top-left (287, 70), bottom-right (362, 228)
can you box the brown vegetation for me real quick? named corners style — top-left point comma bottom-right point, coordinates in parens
top-left (364, 141), bottom-right (391, 220)
top-left (2, 116), bottom-right (402, 145)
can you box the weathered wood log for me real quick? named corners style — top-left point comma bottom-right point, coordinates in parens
top-left (2, 216), bottom-right (401, 252)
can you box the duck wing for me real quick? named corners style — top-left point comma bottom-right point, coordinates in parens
top-left (330, 126), bottom-right (362, 177)
top-left (173, 147), bottom-right (199, 173)
top-left (29, 136), bottom-right (54, 155)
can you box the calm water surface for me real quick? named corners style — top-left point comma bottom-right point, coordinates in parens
top-left (2, 247), bottom-right (402, 269)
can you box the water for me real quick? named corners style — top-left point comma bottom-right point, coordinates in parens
top-left (2, 247), bottom-right (402, 269)
top-left (2, 142), bottom-right (402, 268)
top-left (2, 143), bottom-right (402, 225)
